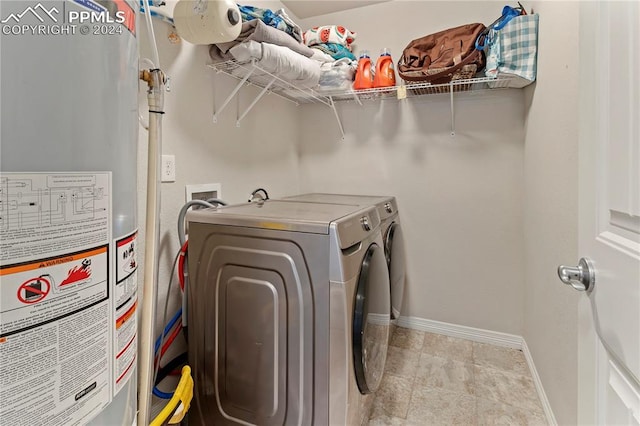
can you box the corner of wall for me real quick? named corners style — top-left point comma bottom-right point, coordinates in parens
top-left (522, 2), bottom-right (581, 425)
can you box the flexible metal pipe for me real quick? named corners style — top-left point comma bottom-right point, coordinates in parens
top-left (176, 198), bottom-right (227, 336)
top-left (177, 199), bottom-right (227, 246)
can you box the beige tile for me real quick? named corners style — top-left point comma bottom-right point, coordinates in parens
top-left (406, 387), bottom-right (477, 426)
top-left (415, 353), bottom-right (475, 395)
top-left (423, 332), bottom-right (474, 363)
top-left (473, 365), bottom-right (543, 412)
top-left (376, 331), bottom-right (547, 426)
top-left (385, 346), bottom-right (421, 380)
top-left (370, 373), bottom-right (414, 419)
top-left (368, 413), bottom-right (406, 426)
top-left (473, 342), bottom-right (529, 376)
top-left (477, 397), bottom-right (548, 425)
top-left (390, 327), bottom-right (425, 351)
top-left (360, 393), bottom-right (376, 425)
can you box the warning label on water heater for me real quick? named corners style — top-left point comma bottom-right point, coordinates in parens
top-left (0, 172), bottom-right (113, 425)
top-left (114, 230), bottom-right (138, 395)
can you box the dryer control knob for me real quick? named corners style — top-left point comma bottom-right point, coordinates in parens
top-left (384, 203), bottom-right (393, 213)
top-left (361, 216), bottom-right (371, 231)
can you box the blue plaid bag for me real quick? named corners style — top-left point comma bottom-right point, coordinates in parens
top-left (485, 14), bottom-right (539, 87)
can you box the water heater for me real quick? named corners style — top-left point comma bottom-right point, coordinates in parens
top-left (0, 1), bottom-right (138, 424)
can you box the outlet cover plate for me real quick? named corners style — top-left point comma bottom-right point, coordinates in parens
top-left (185, 183), bottom-right (222, 204)
top-left (161, 155), bottom-right (176, 182)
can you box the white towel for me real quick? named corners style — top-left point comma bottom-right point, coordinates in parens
top-left (229, 41), bottom-right (321, 89)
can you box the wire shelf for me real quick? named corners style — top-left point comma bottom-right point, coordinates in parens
top-left (208, 58), bottom-right (521, 137)
top-left (208, 59), bottom-right (517, 105)
top-left (207, 59), bottom-right (332, 106)
top-left (320, 74), bottom-right (517, 101)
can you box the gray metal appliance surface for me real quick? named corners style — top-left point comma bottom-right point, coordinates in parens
top-left (282, 194), bottom-right (407, 320)
top-left (186, 201), bottom-right (390, 425)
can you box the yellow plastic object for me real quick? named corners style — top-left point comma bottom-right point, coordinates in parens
top-left (149, 366), bottom-right (194, 426)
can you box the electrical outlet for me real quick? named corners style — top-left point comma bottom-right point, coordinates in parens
top-left (161, 155), bottom-right (175, 182)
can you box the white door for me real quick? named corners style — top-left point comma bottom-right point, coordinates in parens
top-left (573, 2), bottom-right (640, 424)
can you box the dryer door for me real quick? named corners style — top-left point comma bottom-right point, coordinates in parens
top-left (385, 221), bottom-right (406, 319)
top-left (353, 243), bottom-right (390, 394)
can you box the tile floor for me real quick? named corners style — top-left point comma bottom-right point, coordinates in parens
top-left (367, 327), bottom-right (547, 426)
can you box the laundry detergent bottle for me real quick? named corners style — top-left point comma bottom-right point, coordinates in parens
top-left (353, 50), bottom-right (374, 90)
top-left (374, 48), bottom-right (396, 88)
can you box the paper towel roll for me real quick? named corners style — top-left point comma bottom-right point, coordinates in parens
top-left (174, 0), bottom-right (241, 44)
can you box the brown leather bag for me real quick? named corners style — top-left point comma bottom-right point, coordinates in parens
top-left (398, 23), bottom-right (486, 85)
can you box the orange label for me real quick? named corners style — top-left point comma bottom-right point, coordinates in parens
top-left (0, 246), bottom-right (107, 276)
top-left (116, 301), bottom-right (137, 329)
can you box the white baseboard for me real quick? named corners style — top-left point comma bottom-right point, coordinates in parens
top-left (396, 316), bottom-right (523, 349)
top-left (396, 316), bottom-right (556, 425)
top-left (522, 339), bottom-right (558, 426)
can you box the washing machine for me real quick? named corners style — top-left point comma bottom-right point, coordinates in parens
top-left (282, 194), bottom-right (406, 320)
top-left (186, 200), bottom-right (391, 425)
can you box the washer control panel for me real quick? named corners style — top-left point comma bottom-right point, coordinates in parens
top-left (384, 202), bottom-right (393, 214)
top-left (334, 206), bottom-right (380, 250)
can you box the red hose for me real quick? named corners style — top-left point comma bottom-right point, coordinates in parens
top-left (177, 241), bottom-right (188, 290)
top-left (155, 322), bottom-right (183, 366)
top-left (153, 241), bottom-right (189, 368)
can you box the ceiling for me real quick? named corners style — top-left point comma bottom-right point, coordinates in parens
top-left (280, 0), bottom-right (389, 19)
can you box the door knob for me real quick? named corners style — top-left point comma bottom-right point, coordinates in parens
top-left (557, 257), bottom-right (595, 291)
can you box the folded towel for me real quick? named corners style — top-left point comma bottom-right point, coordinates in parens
top-left (273, 8), bottom-right (303, 43)
top-left (228, 40), bottom-right (321, 89)
top-left (209, 44), bottom-right (228, 63)
top-left (311, 43), bottom-right (356, 61)
top-left (214, 20), bottom-right (314, 59)
top-left (310, 49), bottom-right (336, 63)
top-left (238, 4), bottom-right (302, 42)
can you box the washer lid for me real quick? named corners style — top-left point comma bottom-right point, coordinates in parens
top-left (187, 200), bottom-right (368, 234)
top-left (283, 193), bottom-right (397, 221)
top-left (284, 193), bottom-right (391, 205)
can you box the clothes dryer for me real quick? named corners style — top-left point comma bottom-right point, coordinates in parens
top-left (282, 194), bottom-right (406, 320)
top-left (186, 201), bottom-right (390, 425)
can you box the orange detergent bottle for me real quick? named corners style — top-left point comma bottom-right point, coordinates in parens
top-left (373, 48), bottom-right (396, 88)
top-left (353, 50), bottom-right (374, 90)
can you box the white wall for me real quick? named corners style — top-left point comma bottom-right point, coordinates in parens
top-left (298, 1), bottom-right (526, 334)
top-left (298, 94), bottom-right (526, 333)
top-left (522, 2), bottom-right (580, 425)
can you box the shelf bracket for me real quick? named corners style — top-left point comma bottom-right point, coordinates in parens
top-left (351, 92), bottom-right (363, 106)
top-left (213, 66), bottom-right (256, 123)
top-left (236, 77), bottom-right (276, 127)
top-left (449, 83), bottom-right (456, 136)
top-left (329, 96), bottom-right (345, 140)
